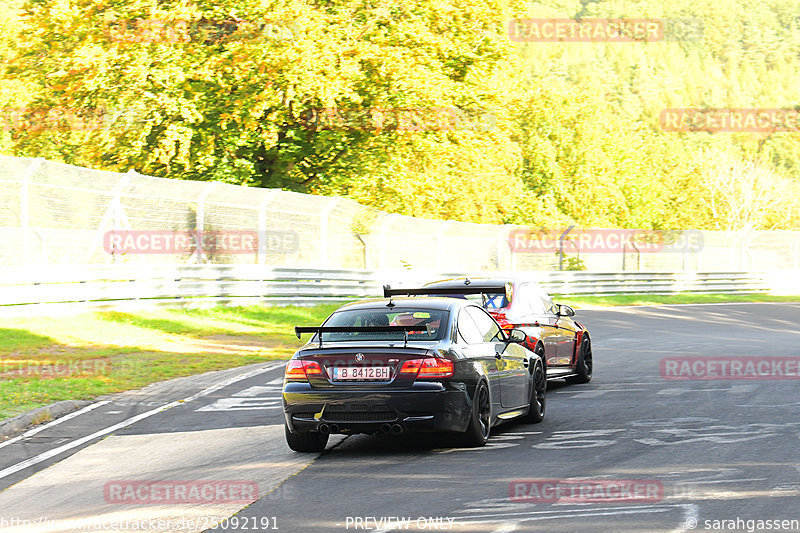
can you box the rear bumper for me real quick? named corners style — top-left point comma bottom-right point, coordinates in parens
top-left (283, 381), bottom-right (473, 434)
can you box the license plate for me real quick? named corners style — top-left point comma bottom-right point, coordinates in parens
top-left (330, 366), bottom-right (392, 381)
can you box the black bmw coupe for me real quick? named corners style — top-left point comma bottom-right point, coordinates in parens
top-left (283, 296), bottom-right (546, 452)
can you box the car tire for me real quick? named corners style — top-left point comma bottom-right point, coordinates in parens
top-left (458, 381), bottom-right (491, 447)
top-left (522, 357), bottom-right (546, 423)
top-left (284, 424), bottom-right (329, 453)
top-left (566, 335), bottom-right (593, 384)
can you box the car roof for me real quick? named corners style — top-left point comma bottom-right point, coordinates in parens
top-left (335, 296), bottom-right (475, 312)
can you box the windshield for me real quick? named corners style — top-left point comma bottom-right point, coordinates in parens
top-left (317, 308), bottom-right (449, 342)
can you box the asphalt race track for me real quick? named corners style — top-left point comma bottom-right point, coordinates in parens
top-left (1, 303), bottom-right (799, 533)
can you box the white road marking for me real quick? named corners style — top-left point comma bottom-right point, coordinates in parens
top-left (0, 424), bottom-right (326, 533)
top-left (232, 385), bottom-right (283, 397)
top-left (737, 401), bottom-right (800, 408)
top-left (198, 382), bottom-right (285, 411)
top-left (0, 402), bottom-right (183, 480)
top-left (585, 302), bottom-right (798, 309)
top-left (533, 429), bottom-right (624, 449)
top-left (197, 398), bottom-right (282, 411)
top-left (555, 388), bottom-right (645, 397)
top-left (657, 388), bottom-right (731, 396)
top-left (0, 401), bottom-right (110, 451)
top-left (491, 523), bottom-right (519, 532)
top-left (679, 478), bottom-right (768, 485)
top-left (110, 401), bottom-right (168, 407)
top-left (434, 441), bottom-right (520, 454)
top-left (630, 417), bottom-right (717, 427)
top-left (669, 503), bottom-right (700, 533)
top-left (634, 425), bottom-right (777, 446)
top-left (450, 504), bottom-right (686, 527)
top-left (0, 361), bottom-right (286, 481)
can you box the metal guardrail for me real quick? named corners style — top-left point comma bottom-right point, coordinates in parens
top-left (0, 266), bottom-right (777, 314)
top-left (531, 271), bottom-right (771, 295)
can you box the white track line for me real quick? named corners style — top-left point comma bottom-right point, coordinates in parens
top-left (0, 361), bottom-right (286, 481)
top-left (0, 401), bottom-right (110, 451)
top-left (376, 505), bottom-right (682, 532)
top-left (580, 301), bottom-right (800, 310)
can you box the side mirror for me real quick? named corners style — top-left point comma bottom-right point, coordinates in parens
top-left (556, 304), bottom-right (575, 317)
top-left (506, 328), bottom-right (527, 343)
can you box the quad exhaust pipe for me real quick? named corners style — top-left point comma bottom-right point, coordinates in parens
top-left (318, 423), bottom-right (340, 434)
top-left (322, 422), bottom-right (405, 435)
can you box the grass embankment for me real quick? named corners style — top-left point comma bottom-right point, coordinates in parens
top-left (0, 305), bottom-right (338, 421)
top-left (558, 292), bottom-right (800, 309)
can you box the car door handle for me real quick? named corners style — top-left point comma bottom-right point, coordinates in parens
top-left (523, 360), bottom-right (530, 367)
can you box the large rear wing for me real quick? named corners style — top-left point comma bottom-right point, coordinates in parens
top-left (382, 283), bottom-right (512, 300)
top-left (295, 325), bottom-right (426, 348)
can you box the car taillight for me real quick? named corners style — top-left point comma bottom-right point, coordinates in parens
top-left (399, 357), bottom-right (454, 379)
top-left (492, 312), bottom-right (510, 326)
top-left (284, 359), bottom-right (322, 380)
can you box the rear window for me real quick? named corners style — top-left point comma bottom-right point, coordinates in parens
top-left (482, 292), bottom-right (509, 310)
top-left (318, 308), bottom-right (449, 342)
top-left (457, 292), bottom-right (509, 310)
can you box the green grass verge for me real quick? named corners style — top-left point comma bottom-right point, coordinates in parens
top-left (555, 292), bottom-right (800, 309)
top-left (0, 304), bottom-right (339, 421)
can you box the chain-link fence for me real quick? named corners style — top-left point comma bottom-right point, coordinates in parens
top-left (1, 155), bottom-right (799, 272)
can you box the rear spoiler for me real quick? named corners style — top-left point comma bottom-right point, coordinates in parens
top-left (383, 283), bottom-right (512, 300)
top-left (295, 325), bottom-right (425, 348)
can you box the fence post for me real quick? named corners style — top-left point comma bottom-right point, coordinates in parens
top-left (496, 229), bottom-right (505, 271)
top-left (436, 221), bottom-right (451, 271)
top-left (20, 158), bottom-right (44, 265)
top-left (257, 191), bottom-right (278, 265)
top-left (191, 182), bottom-right (217, 263)
top-left (378, 214), bottom-right (394, 271)
top-left (319, 198), bottom-right (339, 268)
top-left (91, 173), bottom-right (132, 263)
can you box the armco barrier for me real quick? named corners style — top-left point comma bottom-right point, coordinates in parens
top-left (0, 266), bottom-right (781, 314)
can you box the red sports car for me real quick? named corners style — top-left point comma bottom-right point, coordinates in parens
top-left (384, 277), bottom-right (592, 384)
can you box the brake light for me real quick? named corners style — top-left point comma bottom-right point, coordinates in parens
top-left (399, 357), bottom-right (454, 379)
top-left (284, 359), bottom-right (323, 380)
top-left (399, 359), bottom-right (422, 375)
top-left (492, 312), bottom-right (510, 327)
top-left (419, 358), bottom-right (454, 378)
top-left (305, 361), bottom-right (322, 375)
